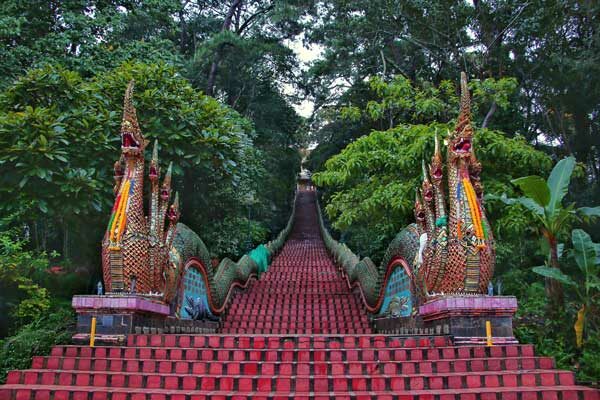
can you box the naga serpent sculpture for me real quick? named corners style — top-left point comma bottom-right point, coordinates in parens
top-left (317, 73), bottom-right (495, 316)
top-left (101, 81), bottom-right (293, 316)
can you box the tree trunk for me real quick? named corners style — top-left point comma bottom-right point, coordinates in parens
top-left (206, 0), bottom-right (243, 96)
top-left (481, 101), bottom-right (497, 128)
top-left (546, 234), bottom-right (564, 314)
top-left (179, 8), bottom-right (187, 54)
top-left (63, 221), bottom-right (69, 260)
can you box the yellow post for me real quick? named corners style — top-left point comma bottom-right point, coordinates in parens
top-left (90, 317), bottom-right (97, 348)
top-left (486, 320), bottom-right (493, 346)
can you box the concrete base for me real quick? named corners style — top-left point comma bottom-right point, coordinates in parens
top-left (72, 294), bottom-right (171, 343)
top-left (72, 295), bottom-right (221, 344)
top-left (419, 295), bottom-right (518, 344)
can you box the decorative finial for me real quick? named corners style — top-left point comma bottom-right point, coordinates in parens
top-left (152, 140), bottom-right (159, 162)
top-left (450, 72), bottom-right (474, 147)
top-left (460, 71), bottom-right (470, 118)
top-left (122, 80), bottom-right (140, 133)
top-left (421, 160), bottom-right (430, 182)
top-left (164, 162), bottom-right (172, 185)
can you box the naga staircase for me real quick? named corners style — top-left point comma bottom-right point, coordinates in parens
top-left (221, 190), bottom-right (371, 335)
top-left (1, 189), bottom-right (599, 400)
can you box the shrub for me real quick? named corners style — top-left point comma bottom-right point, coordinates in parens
top-left (0, 304), bottom-right (75, 384)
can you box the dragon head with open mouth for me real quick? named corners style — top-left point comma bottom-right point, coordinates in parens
top-left (121, 81), bottom-right (147, 158)
top-left (414, 191), bottom-right (426, 228)
top-left (448, 72), bottom-right (474, 162)
top-left (421, 160), bottom-right (434, 204)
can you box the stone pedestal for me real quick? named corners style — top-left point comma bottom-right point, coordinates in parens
top-left (419, 295), bottom-right (518, 345)
top-left (72, 294), bottom-right (170, 344)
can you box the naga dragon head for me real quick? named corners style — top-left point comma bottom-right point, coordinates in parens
top-left (421, 160), bottom-right (434, 204)
top-left (121, 80), bottom-right (147, 158)
top-left (414, 191), bottom-right (426, 226)
top-left (448, 72), bottom-right (474, 162)
top-left (167, 192), bottom-right (180, 223)
top-left (429, 133), bottom-right (444, 185)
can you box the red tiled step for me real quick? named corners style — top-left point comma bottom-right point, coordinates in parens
top-left (47, 344), bottom-right (537, 361)
top-left (5, 369), bottom-right (578, 391)
top-left (126, 335), bottom-right (451, 348)
top-left (1, 384), bottom-right (598, 400)
top-left (29, 355), bottom-right (556, 375)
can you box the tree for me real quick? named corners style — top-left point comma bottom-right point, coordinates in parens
top-left (312, 123), bottom-right (552, 261)
top-left (0, 0), bottom-right (182, 86)
top-left (497, 157), bottom-right (600, 307)
top-left (0, 62), bottom-right (264, 261)
top-left (304, 0), bottom-right (600, 191)
top-left (0, 213), bottom-right (51, 337)
top-left (533, 229), bottom-right (600, 348)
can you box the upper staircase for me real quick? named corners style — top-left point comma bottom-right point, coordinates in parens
top-left (1, 189), bottom-right (598, 399)
top-left (221, 190), bottom-right (371, 334)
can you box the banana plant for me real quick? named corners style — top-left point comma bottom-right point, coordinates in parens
top-left (493, 156), bottom-right (600, 305)
top-left (533, 229), bottom-right (600, 347)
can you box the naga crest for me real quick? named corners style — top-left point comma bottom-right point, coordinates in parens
top-left (415, 72), bottom-right (495, 296)
top-left (448, 72), bottom-right (474, 162)
top-left (120, 81), bottom-right (147, 157)
top-left (101, 81), bottom-right (182, 302)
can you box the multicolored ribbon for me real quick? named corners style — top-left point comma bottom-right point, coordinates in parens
top-left (462, 177), bottom-right (486, 249)
top-left (108, 179), bottom-right (134, 249)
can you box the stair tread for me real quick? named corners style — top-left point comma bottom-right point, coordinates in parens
top-left (2, 383), bottom-right (597, 393)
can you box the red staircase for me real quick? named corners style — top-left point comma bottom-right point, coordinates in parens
top-left (221, 190), bottom-right (371, 334)
top-left (1, 189), bottom-right (598, 399)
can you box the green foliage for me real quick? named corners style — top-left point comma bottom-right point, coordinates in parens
top-left (313, 122), bottom-right (551, 260)
top-left (340, 76), bottom-right (459, 127)
top-left (579, 335), bottom-right (600, 383)
top-left (495, 156), bottom-right (600, 307)
top-left (304, 0), bottom-right (600, 194)
top-left (0, 1), bottom-right (182, 86)
top-left (0, 214), bottom-right (51, 336)
top-left (0, 304), bottom-right (74, 384)
top-left (0, 62), bottom-right (286, 260)
top-left (512, 282), bottom-right (576, 371)
top-left (543, 229), bottom-right (600, 341)
top-left (339, 75), bottom-right (517, 130)
top-left (202, 216), bottom-right (269, 258)
top-left (511, 229), bottom-right (600, 383)
top-left (469, 77), bottom-right (519, 115)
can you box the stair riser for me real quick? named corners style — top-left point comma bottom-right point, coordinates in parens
top-left (50, 346), bottom-right (536, 361)
top-left (218, 328), bottom-right (371, 334)
top-left (126, 335), bottom-right (451, 348)
top-left (31, 356), bottom-right (556, 374)
top-left (6, 371), bottom-right (576, 391)
top-left (1, 388), bottom-right (598, 400)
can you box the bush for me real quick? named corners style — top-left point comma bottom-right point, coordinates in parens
top-left (0, 304), bottom-right (75, 384)
top-left (0, 216), bottom-right (52, 336)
